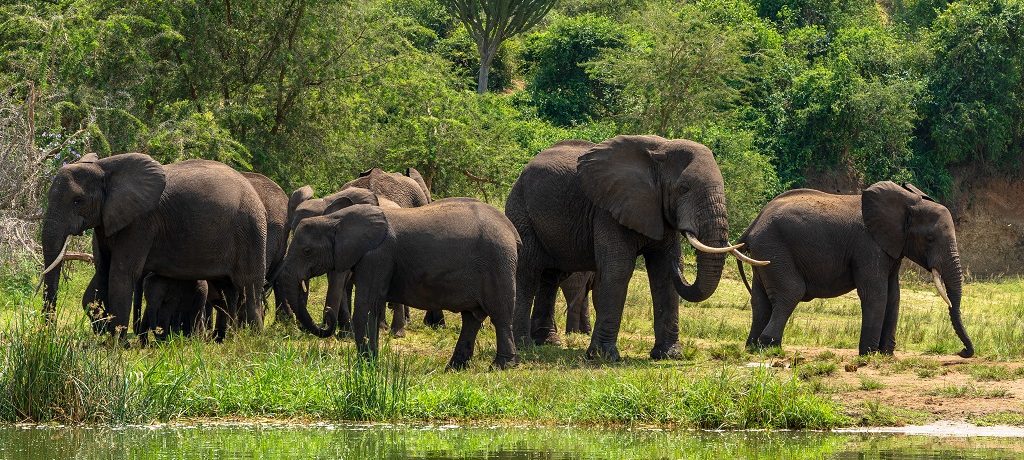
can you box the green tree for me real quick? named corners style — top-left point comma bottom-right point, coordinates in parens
top-left (443, 0), bottom-right (556, 93)
top-left (923, 0), bottom-right (1024, 184)
top-left (591, 0), bottom-right (750, 136)
top-left (522, 14), bottom-right (629, 126)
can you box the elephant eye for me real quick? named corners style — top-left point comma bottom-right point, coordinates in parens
top-left (302, 246), bottom-right (312, 255)
top-left (72, 197), bottom-right (83, 206)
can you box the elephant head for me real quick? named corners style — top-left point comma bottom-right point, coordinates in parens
top-left (862, 181), bottom-right (974, 358)
top-left (577, 135), bottom-right (754, 302)
top-left (287, 187), bottom-right (379, 231)
top-left (405, 167), bottom-right (432, 203)
top-left (41, 153), bottom-right (166, 316)
top-left (279, 205), bottom-right (388, 337)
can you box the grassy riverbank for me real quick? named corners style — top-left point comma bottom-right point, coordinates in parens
top-left (2, 265), bottom-right (1024, 428)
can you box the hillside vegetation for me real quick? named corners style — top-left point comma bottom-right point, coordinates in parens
top-left (2, 0), bottom-right (1022, 227)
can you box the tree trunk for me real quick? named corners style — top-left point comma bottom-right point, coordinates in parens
top-left (477, 47), bottom-right (495, 94)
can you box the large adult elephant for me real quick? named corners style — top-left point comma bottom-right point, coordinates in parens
top-left (288, 186), bottom-right (409, 336)
top-left (80, 172), bottom-right (287, 339)
top-left (336, 167), bottom-right (446, 328)
top-left (41, 153), bottom-right (268, 338)
top-left (505, 135), bottom-right (762, 361)
top-left (736, 182), bottom-right (974, 357)
top-left (241, 172), bottom-right (290, 323)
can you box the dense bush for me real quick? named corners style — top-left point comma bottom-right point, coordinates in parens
top-left (1, 0), bottom-right (1023, 244)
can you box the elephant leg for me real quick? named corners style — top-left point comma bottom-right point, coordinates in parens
top-left (879, 268), bottom-right (902, 355)
top-left (448, 311), bottom-right (483, 370)
top-left (352, 273), bottom-right (388, 358)
top-left (587, 262), bottom-right (635, 362)
top-left (513, 262), bottom-right (542, 348)
top-left (272, 281), bottom-right (293, 324)
top-left (746, 274), bottom-right (773, 349)
top-left (563, 273), bottom-right (592, 335)
top-left (644, 248), bottom-right (682, 360)
top-left (238, 283), bottom-right (265, 330)
top-left (389, 303), bottom-right (407, 337)
top-left (106, 241), bottom-right (150, 343)
top-left (530, 270), bottom-right (561, 346)
top-left (424, 310), bottom-right (446, 329)
top-left (855, 270), bottom-right (889, 355)
top-left (324, 271), bottom-right (352, 336)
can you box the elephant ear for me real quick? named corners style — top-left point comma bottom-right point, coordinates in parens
top-left (577, 135), bottom-right (666, 240)
top-left (331, 205), bottom-right (389, 272)
top-left (324, 188), bottom-right (379, 215)
top-left (288, 186), bottom-right (314, 230)
top-left (405, 167), bottom-right (432, 203)
top-left (902, 183), bottom-right (935, 203)
top-left (862, 181), bottom-right (920, 259)
top-left (97, 153), bottom-right (166, 237)
top-left (358, 168), bottom-right (380, 178)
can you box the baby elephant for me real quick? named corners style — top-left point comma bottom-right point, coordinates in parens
top-left (280, 198), bottom-right (521, 370)
top-left (737, 181), bottom-right (973, 357)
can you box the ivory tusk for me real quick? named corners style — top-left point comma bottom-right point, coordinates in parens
top-left (685, 232), bottom-right (744, 254)
top-left (932, 269), bottom-right (953, 309)
top-left (40, 237), bottom-right (70, 276)
top-left (301, 280), bottom-right (309, 293)
top-left (62, 252), bottom-right (94, 264)
top-left (732, 248), bottom-right (770, 266)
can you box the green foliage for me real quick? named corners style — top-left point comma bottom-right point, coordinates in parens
top-left (522, 14), bottom-right (630, 125)
top-left (331, 348), bottom-right (409, 420)
top-left (922, 0), bottom-right (1024, 187)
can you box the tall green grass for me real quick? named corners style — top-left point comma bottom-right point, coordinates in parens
top-left (330, 346), bottom-right (409, 420)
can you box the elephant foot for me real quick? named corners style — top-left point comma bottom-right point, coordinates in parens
top-left (755, 335), bottom-right (782, 349)
top-left (565, 326), bottom-right (591, 336)
top-left (424, 311), bottom-right (446, 329)
top-left (490, 354), bottom-right (519, 371)
top-left (585, 343), bottom-right (621, 362)
top-left (650, 343), bottom-right (684, 360)
top-left (446, 356), bottom-right (471, 371)
top-left (390, 327), bottom-right (406, 338)
top-left (532, 330), bottom-right (561, 347)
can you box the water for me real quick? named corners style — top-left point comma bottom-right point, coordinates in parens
top-left (0, 425), bottom-right (1022, 459)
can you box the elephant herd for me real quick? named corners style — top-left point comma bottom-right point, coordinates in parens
top-left (39, 135), bottom-right (975, 370)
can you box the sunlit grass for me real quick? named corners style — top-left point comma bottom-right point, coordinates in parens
top-left (2, 264), bottom-right (1024, 427)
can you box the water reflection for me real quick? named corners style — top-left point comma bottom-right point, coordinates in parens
top-left (0, 425), bottom-right (1022, 459)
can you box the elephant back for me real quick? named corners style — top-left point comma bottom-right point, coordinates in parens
top-left (341, 168), bottom-right (429, 208)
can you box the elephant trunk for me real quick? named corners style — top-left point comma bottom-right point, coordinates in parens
top-left (935, 247), bottom-right (973, 358)
top-left (673, 191), bottom-right (729, 302)
top-left (281, 272), bottom-right (335, 338)
top-left (40, 217), bottom-right (69, 318)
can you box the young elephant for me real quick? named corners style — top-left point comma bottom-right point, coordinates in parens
top-left (280, 198), bottom-right (521, 370)
top-left (736, 181), bottom-right (974, 357)
top-left (288, 187), bottom-right (409, 336)
top-left (138, 275), bottom-right (208, 344)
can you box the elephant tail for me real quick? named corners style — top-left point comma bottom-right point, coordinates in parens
top-left (737, 257), bottom-right (752, 295)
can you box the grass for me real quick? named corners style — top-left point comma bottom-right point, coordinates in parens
top-left (3, 263), bottom-right (1024, 427)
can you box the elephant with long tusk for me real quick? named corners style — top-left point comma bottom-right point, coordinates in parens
top-left (735, 181), bottom-right (974, 358)
top-left (506, 135), bottom-right (767, 361)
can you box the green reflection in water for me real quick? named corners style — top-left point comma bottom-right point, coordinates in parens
top-left (0, 425), bottom-right (1022, 459)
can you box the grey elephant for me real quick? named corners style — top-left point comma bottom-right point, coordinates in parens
top-left (736, 181), bottom-right (974, 357)
top-left (137, 275), bottom-right (208, 343)
top-left (339, 167), bottom-right (446, 328)
top-left (506, 135), bottom-right (764, 361)
top-left (41, 153), bottom-right (268, 339)
top-left (241, 172), bottom-right (291, 324)
top-left (78, 171), bottom-right (288, 341)
top-left (530, 271), bottom-right (594, 344)
top-left (279, 198), bottom-right (521, 370)
top-left (288, 186), bottom-right (409, 336)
